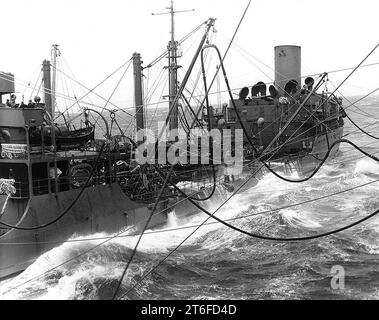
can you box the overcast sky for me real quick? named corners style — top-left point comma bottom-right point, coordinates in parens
top-left (1, 0), bottom-right (379, 113)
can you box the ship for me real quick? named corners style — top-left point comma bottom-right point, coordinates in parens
top-left (0, 4), bottom-right (345, 279)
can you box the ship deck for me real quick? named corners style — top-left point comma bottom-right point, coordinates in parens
top-left (0, 149), bottom-right (101, 164)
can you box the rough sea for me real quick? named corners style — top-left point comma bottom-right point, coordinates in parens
top-left (1, 96), bottom-right (379, 300)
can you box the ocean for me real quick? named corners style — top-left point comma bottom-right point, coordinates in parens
top-left (1, 96), bottom-right (379, 300)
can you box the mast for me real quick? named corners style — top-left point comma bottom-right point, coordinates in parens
top-left (133, 52), bottom-right (145, 132)
top-left (168, 0), bottom-right (179, 131)
top-left (152, 0), bottom-right (195, 132)
top-left (42, 60), bottom-right (52, 116)
top-left (50, 44), bottom-right (60, 151)
top-left (51, 44), bottom-right (60, 121)
top-left (51, 44), bottom-right (60, 194)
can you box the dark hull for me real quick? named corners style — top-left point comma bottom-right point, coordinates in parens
top-left (0, 184), bottom-right (168, 278)
top-left (0, 127), bottom-right (343, 280)
top-left (0, 167), bottom-right (262, 279)
top-left (274, 127), bottom-right (344, 174)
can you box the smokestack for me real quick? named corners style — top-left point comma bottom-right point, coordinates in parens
top-left (42, 60), bottom-right (52, 116)
top-left (274, 45), bottom-right (301, 96)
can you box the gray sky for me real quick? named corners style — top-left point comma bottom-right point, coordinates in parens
top-left (1, 0), bottom-right (379, 113)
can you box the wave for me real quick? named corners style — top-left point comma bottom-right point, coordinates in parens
top-left (354, 158), bottom-right (379, 177)
top-left (2, 139), bottom-right (379, 299)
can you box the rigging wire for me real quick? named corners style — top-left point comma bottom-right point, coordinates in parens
top-left (219, 31), bottom-right (379, 94)
top-left (343, 120), bottom-right (379, 139)
top-left (145, 67), bottom-right (166, 105)
top-left (119, 138), bottom-right (379, 299)
top-left (57, 59), bottom-right (70, 117)
top-left (327, 81), bottom-right (379, 140)
top-left (21, 65), bottom-right (41, 100)
top-left (147, 77), bottom-right (169, 130)
top-left (28, 69), bottom-right (42, 102)
top-left (61, 54), bottom-right (97, 113)
top-left (146, 21), bottom-right (207, 69)
top-left (1, 63), bottom-right (377, 122)
top-left (189, 0), bottom-right (252, 128)
top-left (0, 72), bottom-right (86, 108)
top-left (185, 30), bottom-right (216, 106)
top-left (266, 88), bottom-right (379, 156)
top-left (93, 61), bottom-right (132, 129)
top-left (155, 141), bottom-right (379, 242)
top-left (343, 106), bottom-right (379, 141)
top-left (52, 59), bottom-right (135, 122)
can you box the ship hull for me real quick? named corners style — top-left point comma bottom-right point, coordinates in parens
top-left (0, 164), bottom-right (264, 280)
top-left (273, 126), bottom-right (344, 175)
top-left (0, 127), bottom-right (343, 280)
top-left (0, 184), bottom-right (169, 279)
top-left (296, 126), bottom-right (344, 174)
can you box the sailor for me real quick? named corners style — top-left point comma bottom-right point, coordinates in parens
top-left (142, 173), bottom-right (149, 190)
top-left (0, 128), bottom-right (11, 143)
top-left (49, 165), bottom-right (62, 179)
top-left (8, 168), bottom-right (16, 180)
top-left (10, 94), bottom-right (18, 108)
top-left (27, 100), bottom-right (35, 108)
top-left (33, 96), bottom-right (43, 108)
top-left (20, 101), bottom-right (27, 108)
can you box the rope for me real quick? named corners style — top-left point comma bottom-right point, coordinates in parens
top-left (327, 82), bottom-right (379, 140)
top-left (119, 141), bottom-right (379, 299)
top-left (53, 59), bottom-right (134, 122)
top-left (0, 179), bottom-right (16, 197)
top-left (345, 109), bottom-right (379, 140)
top-left (154, 141), bottom-right (379, 241)
top-left (0, 179), bottom-right (16, 221)
top-left (189, 1), bottom-right (252, 128)
top-left (93, 62), bottom-right (132, 129)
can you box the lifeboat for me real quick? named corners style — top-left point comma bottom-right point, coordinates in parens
top-left (29, 125), bottom-right (95, 150)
